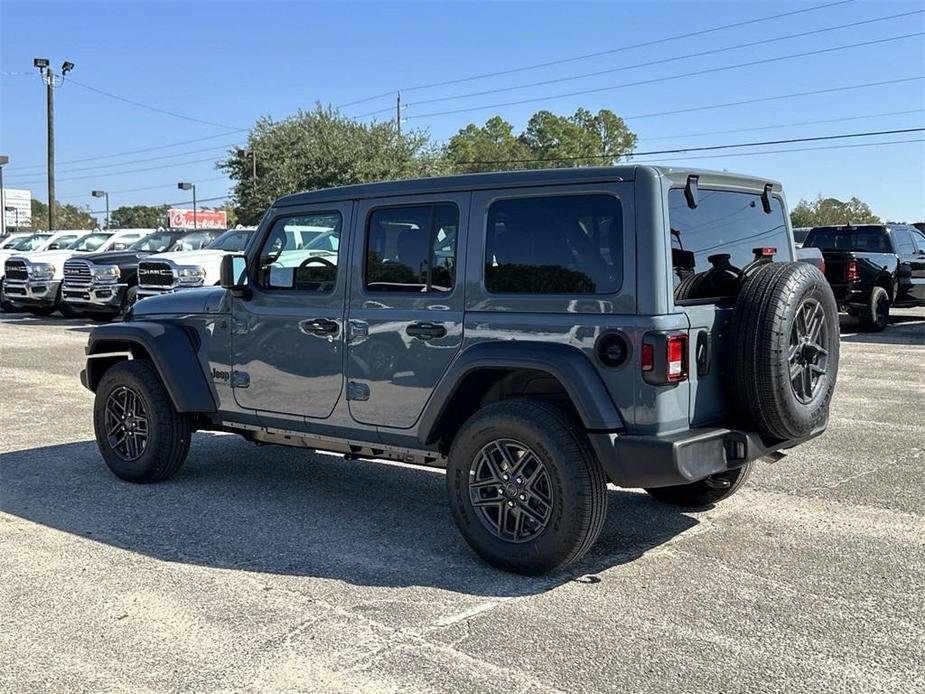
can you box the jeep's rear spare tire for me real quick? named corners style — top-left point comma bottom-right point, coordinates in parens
top-left (729, 262), bottom-right (839, 441)
top-left (446, 398), bottom-right (607, 575)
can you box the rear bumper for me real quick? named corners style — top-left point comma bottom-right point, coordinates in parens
top-left (589, 421), bottom-right (826, 489)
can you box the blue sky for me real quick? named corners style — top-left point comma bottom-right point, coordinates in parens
top-left (1, 0), bottom-right (923, 225)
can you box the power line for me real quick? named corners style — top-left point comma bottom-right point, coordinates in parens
top-left (11, 155), bottom-right (227, 185)
top-left (337, 0), bottom-right (856, 108)
top-left (9, 130), bottom-right (249, 172)
top-left (631, 137), bottom-right (924, 163)
top-left (382, 10), bottom-right (923, 113)
top-left (66, 77), bottom-right (243, 130)
top-left (454, 127), bottom-right (925, 167)
top-left (403, 32), bottom-right (924, 120)
top-left (639, 109), bottom-right (925, 142)
top-left (56, 176), bottom-right (231, 200)
top-left (6, 143), bottom-right (241, 181)
top-left (86, 193), bottom-right (232, 215)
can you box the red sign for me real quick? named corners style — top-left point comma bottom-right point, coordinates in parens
top-left (168, 208), bottom-right (227, 230)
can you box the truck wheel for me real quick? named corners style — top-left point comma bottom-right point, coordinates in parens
top-left (446, 397), bottom-right (607, 575)
top-left (27, 306), bottom-right (56, 317)
top-left (730, 262), bottom-right (839, 441)
top-left (93, 360), bottom-right (192, 483)
top-left (858, 286), bottom-right (890, 332)
top-left (645, 463), bottom-right (752, 508)
top-left (122, 286), bottom-right (138, 314)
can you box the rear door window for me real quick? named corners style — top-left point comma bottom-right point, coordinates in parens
top-left (668, 189), bottom-right (789, 302)
top-left (484, 194), bottom-right (623, 294)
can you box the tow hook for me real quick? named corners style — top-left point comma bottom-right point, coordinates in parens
top-left (705, 474), bottom-right (732, 490)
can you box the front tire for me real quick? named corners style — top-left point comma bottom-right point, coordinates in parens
top-left (645, 463), bottom-right (752, 508)
top-left (446, 398), bottom-right (607, 575)
top-left (93, 360), bottom-right (192, 483)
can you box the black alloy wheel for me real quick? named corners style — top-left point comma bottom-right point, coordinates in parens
top-left (104, 385), bottom-right (149, 461)
top-left (788, 297), bottom-right (830, 404)
top-left (469, 438), bottom-right (554, 544)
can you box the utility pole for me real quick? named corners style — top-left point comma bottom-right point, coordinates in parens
top-left (0, 155), bottom-right (8, 235)
top-left (34, 58), bottom-right (75, 231)
top-left (396, 91), bottom-right (401, 136)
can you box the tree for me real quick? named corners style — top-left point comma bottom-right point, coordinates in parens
top-left (30, 199), bottom-right (96, 231)
top-left (110, 204), bottom-right (170, 229)
top-left (219, 104), bottom-right (445, 225)
top-left (790, 195), bottom-right (881, 228)
top-left (444, 108), bottom-right (637, 173)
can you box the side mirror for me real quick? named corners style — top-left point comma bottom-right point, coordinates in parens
top-left (220, 254), bottom-right (250, 297)
top-left (48, 243), bottom-right (61, 250)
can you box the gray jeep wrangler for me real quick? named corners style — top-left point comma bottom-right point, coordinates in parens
top-left (80, 166), bottom-right (839, 575)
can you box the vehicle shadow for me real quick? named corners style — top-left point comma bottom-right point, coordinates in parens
top-left (0, 313), bottom-right (95, 332)
top-left (0, 433), bottom-right (698, 597)
top-left (838, 310), bottom-right (925, 346)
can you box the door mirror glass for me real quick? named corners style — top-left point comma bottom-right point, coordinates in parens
top-left (220, 254), bottom-right (249, 289)
top-left (268, 264), bottom-right (295, 288)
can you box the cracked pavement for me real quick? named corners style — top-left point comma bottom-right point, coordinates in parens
top-left (1, 309), bottom-right (923, 693)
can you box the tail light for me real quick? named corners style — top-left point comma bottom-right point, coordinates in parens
top-left (641, 332), bottom-right (688, 384)
top-left (845, 259), bottom-right (859, 282)
top-left (667, 335), bottom-right (688, 382)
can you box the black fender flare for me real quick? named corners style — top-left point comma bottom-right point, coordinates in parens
top-left (83, 322), bottom-right (216, 413)
top-left (417, 341), bottom-right (623, 445)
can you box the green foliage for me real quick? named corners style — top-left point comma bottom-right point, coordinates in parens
top-left (445, 108), bottom-right (637, 173)
top-left (790, 195), bottom-right (881, 228)
top-left (219, 104), bottom-right (446, 225)
top-left (30, 199), bottom-right (96, 231)
top-left (109, 204), bottom-right (170, 229)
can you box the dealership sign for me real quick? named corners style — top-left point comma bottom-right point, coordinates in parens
top-left (168, 208), bottom-right (227, 229)
top-left (1, 188), bottom-right (33, 228)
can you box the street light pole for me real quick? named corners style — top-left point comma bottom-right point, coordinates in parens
top-left (177, 182), bottom-right (197, 229)
top-left (34, 59), bottom-right (75, 231)
top-left (0, 155), bottom-right (8, 235)
top-left (92, 190), bottom-right (109, 229)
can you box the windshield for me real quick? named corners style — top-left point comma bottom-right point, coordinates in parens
top-left (805, 226), bottom-right (892, 253)
top-left (67, 233), bottom-right (111, 252)
top-left (8, 234), bottom-right (51, 251)
top-left (128, 232), bottom-right (180, 252)
top-left (207, 229), bottom-right (252, 251)
top-left (0, 236), bottom-right (27, 249)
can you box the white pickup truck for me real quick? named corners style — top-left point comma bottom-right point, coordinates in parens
top-left (3, 229), bottom-right (148, 316)
top-left (136, 228), bottom-right (255, 300)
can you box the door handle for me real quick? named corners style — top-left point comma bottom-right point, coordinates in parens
top-left (406, 322), bottom-right (446, 340)
top-left (299, 318), bottom-right (339, 336)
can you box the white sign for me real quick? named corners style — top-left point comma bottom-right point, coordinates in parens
top-left (1, 188), bottom-right (32, 228)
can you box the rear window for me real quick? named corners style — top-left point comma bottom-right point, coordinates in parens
top-left (485, 194), bottom-right (623, 295)
top-left (668, 189), bottom-right (789, 302)
top-left (804, 226), bottom-right (891, 253)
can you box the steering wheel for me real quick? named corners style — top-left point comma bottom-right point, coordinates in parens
top-left (298, 256), bottom-right (335, 269)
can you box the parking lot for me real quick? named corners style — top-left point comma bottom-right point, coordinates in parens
top-left (0, 309), bottom-right (923, 693)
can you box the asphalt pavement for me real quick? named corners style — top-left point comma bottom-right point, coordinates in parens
top-left (1, 308), bottom-right (923, 693)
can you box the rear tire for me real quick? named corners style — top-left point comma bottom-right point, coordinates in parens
top-left (446, 397), bottom-right (607, 575)
top-left (858, 286), bottom-right (890, 332)
top-left (645, 463), bottom-right (752, 508)
top-left (93, 360), bottom-right (192, 483)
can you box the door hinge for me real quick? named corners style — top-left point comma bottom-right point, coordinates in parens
top-left (346, 381), bottom-right (370, 401)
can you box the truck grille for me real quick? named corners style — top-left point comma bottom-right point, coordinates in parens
top-left (4, 259), bottom-right (28, 281)
top-left (63, 259), bottom-right (93, 287)
top-left (138, 261), bottom-right (175, 287)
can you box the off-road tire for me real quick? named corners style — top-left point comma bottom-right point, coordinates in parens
top-left (858, 286), bottom-right (890, 332)
top-left (93, 360), bottom-right (192, 483)
top-left (645, 463), bottom-right (752, 508)
top-left (729, 261), bottom-right (839, 441)
top-left (446, 397), bottom-right (607, 575)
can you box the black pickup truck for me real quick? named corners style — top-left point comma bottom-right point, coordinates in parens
top-left (62, 228), bottom-right (222, 321)
top-left (803, 224), bottom-right (925, 331)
